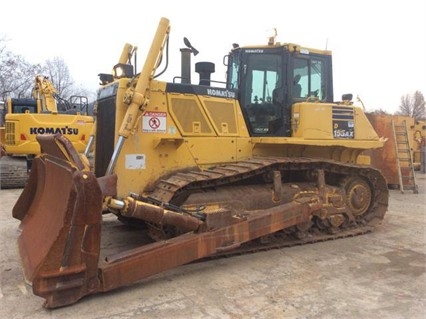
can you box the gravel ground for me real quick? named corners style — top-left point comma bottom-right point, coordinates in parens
top-left (0, 173), bottom-right (425, 319)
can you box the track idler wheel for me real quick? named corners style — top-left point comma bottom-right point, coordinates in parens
top-left (343, 177), bottom-right (372, 216)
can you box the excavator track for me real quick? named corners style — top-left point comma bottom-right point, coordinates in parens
top-left (148, 157), bottom-right (388, 256)
top-left (0, 156), bottom-right (28, 189)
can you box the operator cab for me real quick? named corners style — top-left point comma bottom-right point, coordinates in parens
top-left (9, 98), bottom-right (37, 114)
top-left (226, 44), bottom-right (333, 136)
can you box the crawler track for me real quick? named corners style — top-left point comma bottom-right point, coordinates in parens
top-left (148, 156), bottom-right (388, 256)
top-left (206, 221), bottom-right (375, 260)
top-left (0, 156), bottom-right (28, 189)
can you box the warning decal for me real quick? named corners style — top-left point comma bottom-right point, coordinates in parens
top-left (142, 111), bottom-right (166, 132)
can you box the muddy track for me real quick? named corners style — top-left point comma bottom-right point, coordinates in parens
top-left (148, 156), bottom-right (389, 256)
top-left (0, 156), bottom-right (28, 189)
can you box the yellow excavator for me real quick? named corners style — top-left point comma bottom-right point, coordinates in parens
top-left (0, 75), bottom-right (94, 188)
top-left (12, 17), bottom-right (388, 308)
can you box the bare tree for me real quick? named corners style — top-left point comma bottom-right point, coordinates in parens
top-left (42, 57), bottom-right (75, 100)
top-left (371, 108), bottom-right (392, 115)
top-left (397, 91), bottom-right (426, 121)
top-left (1, 40), bottom-right (95, 105)
top-left (0, 38), bottom-right (42, 99)
top-left (412, 91), bottom-right (426, 121)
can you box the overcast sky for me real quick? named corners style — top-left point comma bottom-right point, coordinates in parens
top-left (1, 0), bottom-right (425, 113)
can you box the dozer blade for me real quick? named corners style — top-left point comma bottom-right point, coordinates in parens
top-left (11, 134), bottom-right (322, 309)
top-left (12, 134), bottom-right (103, 308)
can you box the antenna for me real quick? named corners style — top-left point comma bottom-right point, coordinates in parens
top-left (357, 95), bottom-right (366, 111)
top-left (325, 38), bottom-right (328, 50)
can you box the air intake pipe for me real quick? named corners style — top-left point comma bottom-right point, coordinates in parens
top-left (195, 62), bottom-right (215, 86)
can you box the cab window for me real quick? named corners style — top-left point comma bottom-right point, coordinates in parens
top-left (293, 57), bottom-right (326, 100)
top-left (243, 54), bottom-right (282, 134)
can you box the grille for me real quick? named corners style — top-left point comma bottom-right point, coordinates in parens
top-left (5, 122), bottom-right (16, 145)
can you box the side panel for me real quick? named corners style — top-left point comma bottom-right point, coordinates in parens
top-left (112, 82), bottom-right (252, 198)
top-left (4, 113), bottom-right (93, 155)
top-left (292, 102), bottom-right (380, 141)
top-left (250, 102), bottom-right (385, 163)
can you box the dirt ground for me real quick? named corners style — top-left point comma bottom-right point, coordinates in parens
top-left (0, 173), bottom-right (425, 319)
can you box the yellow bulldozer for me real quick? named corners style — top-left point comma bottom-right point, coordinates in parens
top-left (12, 17), bottom-right (389, 308)
top-left (0, 75), bottom-right (94, 188)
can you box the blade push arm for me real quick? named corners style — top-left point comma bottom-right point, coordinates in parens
top-left (106, 17), bottom-right (170, 175)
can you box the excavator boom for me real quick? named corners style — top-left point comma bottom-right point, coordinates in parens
top-left (33, 76), bottom-right (58, 112)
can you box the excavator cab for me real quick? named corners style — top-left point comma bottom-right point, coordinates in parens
top-left (8, 98), bottom-right (38, 114)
